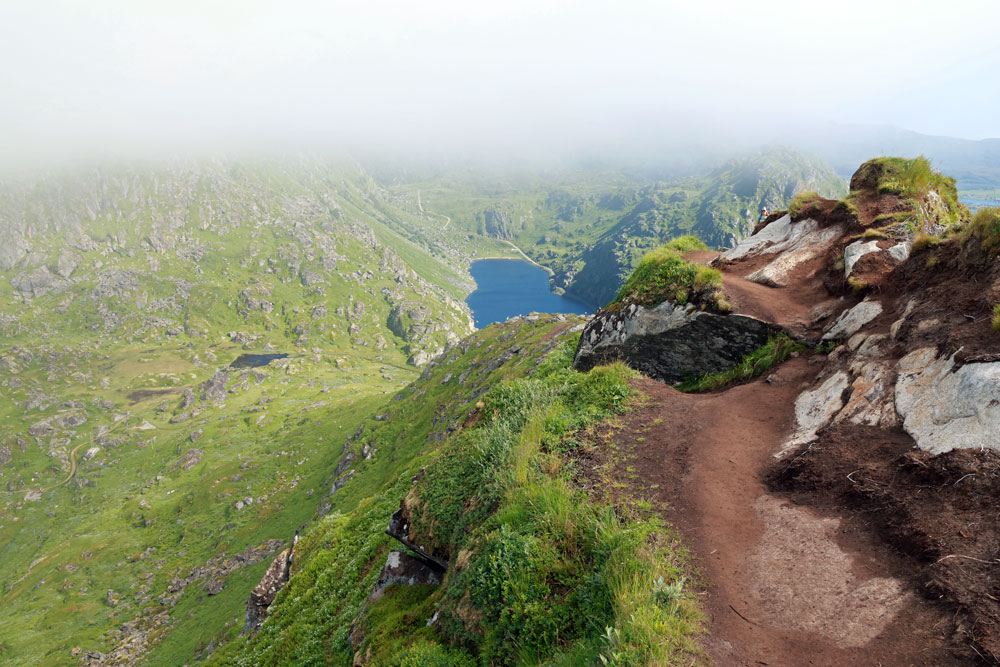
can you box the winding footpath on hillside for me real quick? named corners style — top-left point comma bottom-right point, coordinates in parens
top-left (586, 205), bottom-right (993, 665)
top-left (620, 367), bottom-right (962, 666)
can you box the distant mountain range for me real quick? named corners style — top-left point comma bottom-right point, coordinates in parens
top-left (780, 123), bottom-right (1000, 193)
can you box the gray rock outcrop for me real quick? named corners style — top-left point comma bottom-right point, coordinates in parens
top-left (367, 551), bottom-right (442, 603)
top-left (895, 348), bottom-right (1000, 454)
top-left (0, 236), bottom-right (30, 271)
top-left (822, 299), bottom-right (883, 341)
top-left (746, 224), bottom-right (844, 287)
top-left (723, 214), bottom-right (816, 262)
top-left (573, 301), bottom-right (778, 384)
top-left (244, 548), bottom-right (292, 636)
top-left (386, 508), bottom-right (448, 569)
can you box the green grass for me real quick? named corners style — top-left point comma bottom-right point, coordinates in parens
top-left (677, 334), bottom-right (805, 392)
top-left (610, 243), bottom-right (724, 312)
top-left (850, 156), bottom-right (968, 229)
top-left (960, 207), bottom-right (1000, 255)
top-left (787, 190), bottom-right (821, 218)
top-left (213, 333), bottom-right (703, 667)
top-left (992, 305), bottom-right (1000, 333)
top-left (0, 159), bottom-right (495, 665)
top-left (661, 235), bottom-right (709, 253)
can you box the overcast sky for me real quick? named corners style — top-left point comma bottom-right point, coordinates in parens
top-left (2, 0), bottom-right (999, 165)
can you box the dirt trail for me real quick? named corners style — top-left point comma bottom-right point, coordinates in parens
top-left (614, 365), bottom-right (971, 666)
top-left (684, 249), bottom-right (842, 338)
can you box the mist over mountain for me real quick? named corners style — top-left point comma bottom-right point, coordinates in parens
top-left (3, 2), bottom-right (1000, 665)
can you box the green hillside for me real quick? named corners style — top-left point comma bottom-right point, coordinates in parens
top-left (0, 159), bottom-right (494, 665)
top-left (209, 317), bottom-right (701, 666)
top-left (0, 151), bottom-right (842, 664)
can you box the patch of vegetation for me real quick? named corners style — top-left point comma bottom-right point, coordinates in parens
top-left (850, 156), bottom-right (968, 229)
top-left (211, 326), bottom-right (702, 666)
top-left (395, 358), bottom-right (699, 665)
top-left (661, 235), bottom-right (709, 253)
top-left (676, 334), bottom-right (805, 393)
top-left (787, 190), bottom-right (821, 218)
top-left (960, 207), bottom-right (1000, 255)
top-left (993, 305), bottom-right (1000, 333)
top-left (610, 244), bottom-right (724, 312)
top-left (847, 276), bottom-right (869, 292)
top-left (833, 196), bottom-right (858, 218)
top-left (912, 233), bottom-right (944, 251)
top-left (859, 227), bottom-right (889, 239)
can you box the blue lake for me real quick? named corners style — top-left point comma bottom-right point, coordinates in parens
top-left (466, 259), bottom-right (591, 328)
top-left (960, 197), bottom-right (999, 212)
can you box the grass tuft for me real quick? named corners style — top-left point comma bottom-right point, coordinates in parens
top-left (911, 233), bottom-right (942, 251)
top-left (662, 235), bottom-right (710, 253)
top-left (677, 334), bottom-right (804, 393)
top-left (993, 305), bottom-right (1000, 333)
top-left (612, 244), bottom-right (722, 311)
top-left (960, 207), bottom-right (1000, 255)
top-left (787, 191), bottom-right (821, 218)
top-left (847, 276), bottom-right (869, 292)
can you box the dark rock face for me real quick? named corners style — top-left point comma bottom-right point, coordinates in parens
top-left (573, 301), bottom-right (778, 383)
top-left (386, 508), bottom-right (448, 569)
top-left (244, 548), bottom-right (292, 636)
top-left (479, 204), bottom-right (517, 240)
top-left (368, 551), bottom-right (442, 603)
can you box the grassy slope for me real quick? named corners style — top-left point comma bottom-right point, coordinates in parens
top-left (0, 160), bottom-right (484, 665)
top-left (212, 318), bottom-right (701, 666)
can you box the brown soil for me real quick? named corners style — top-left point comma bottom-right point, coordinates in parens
top-left (853, 191), bottom-right (909, 227)
top-left (771, 422), bottom-right (1000, 663)
top-left (584, 364), bottom-right (986, 666)
top-left (686, 249), bottom-right (848, 339)
top-left (889, 243), bottom-right (1000, 362)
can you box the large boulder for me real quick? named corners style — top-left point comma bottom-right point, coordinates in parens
top-left (573, 300), bottom-right (778, 384)
top-left (746, 224), bottom-right (844, 287)
top-left (895, 349), bottom-right (1000, 454)
top-left (723, 214), bottom-right (819, 262)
